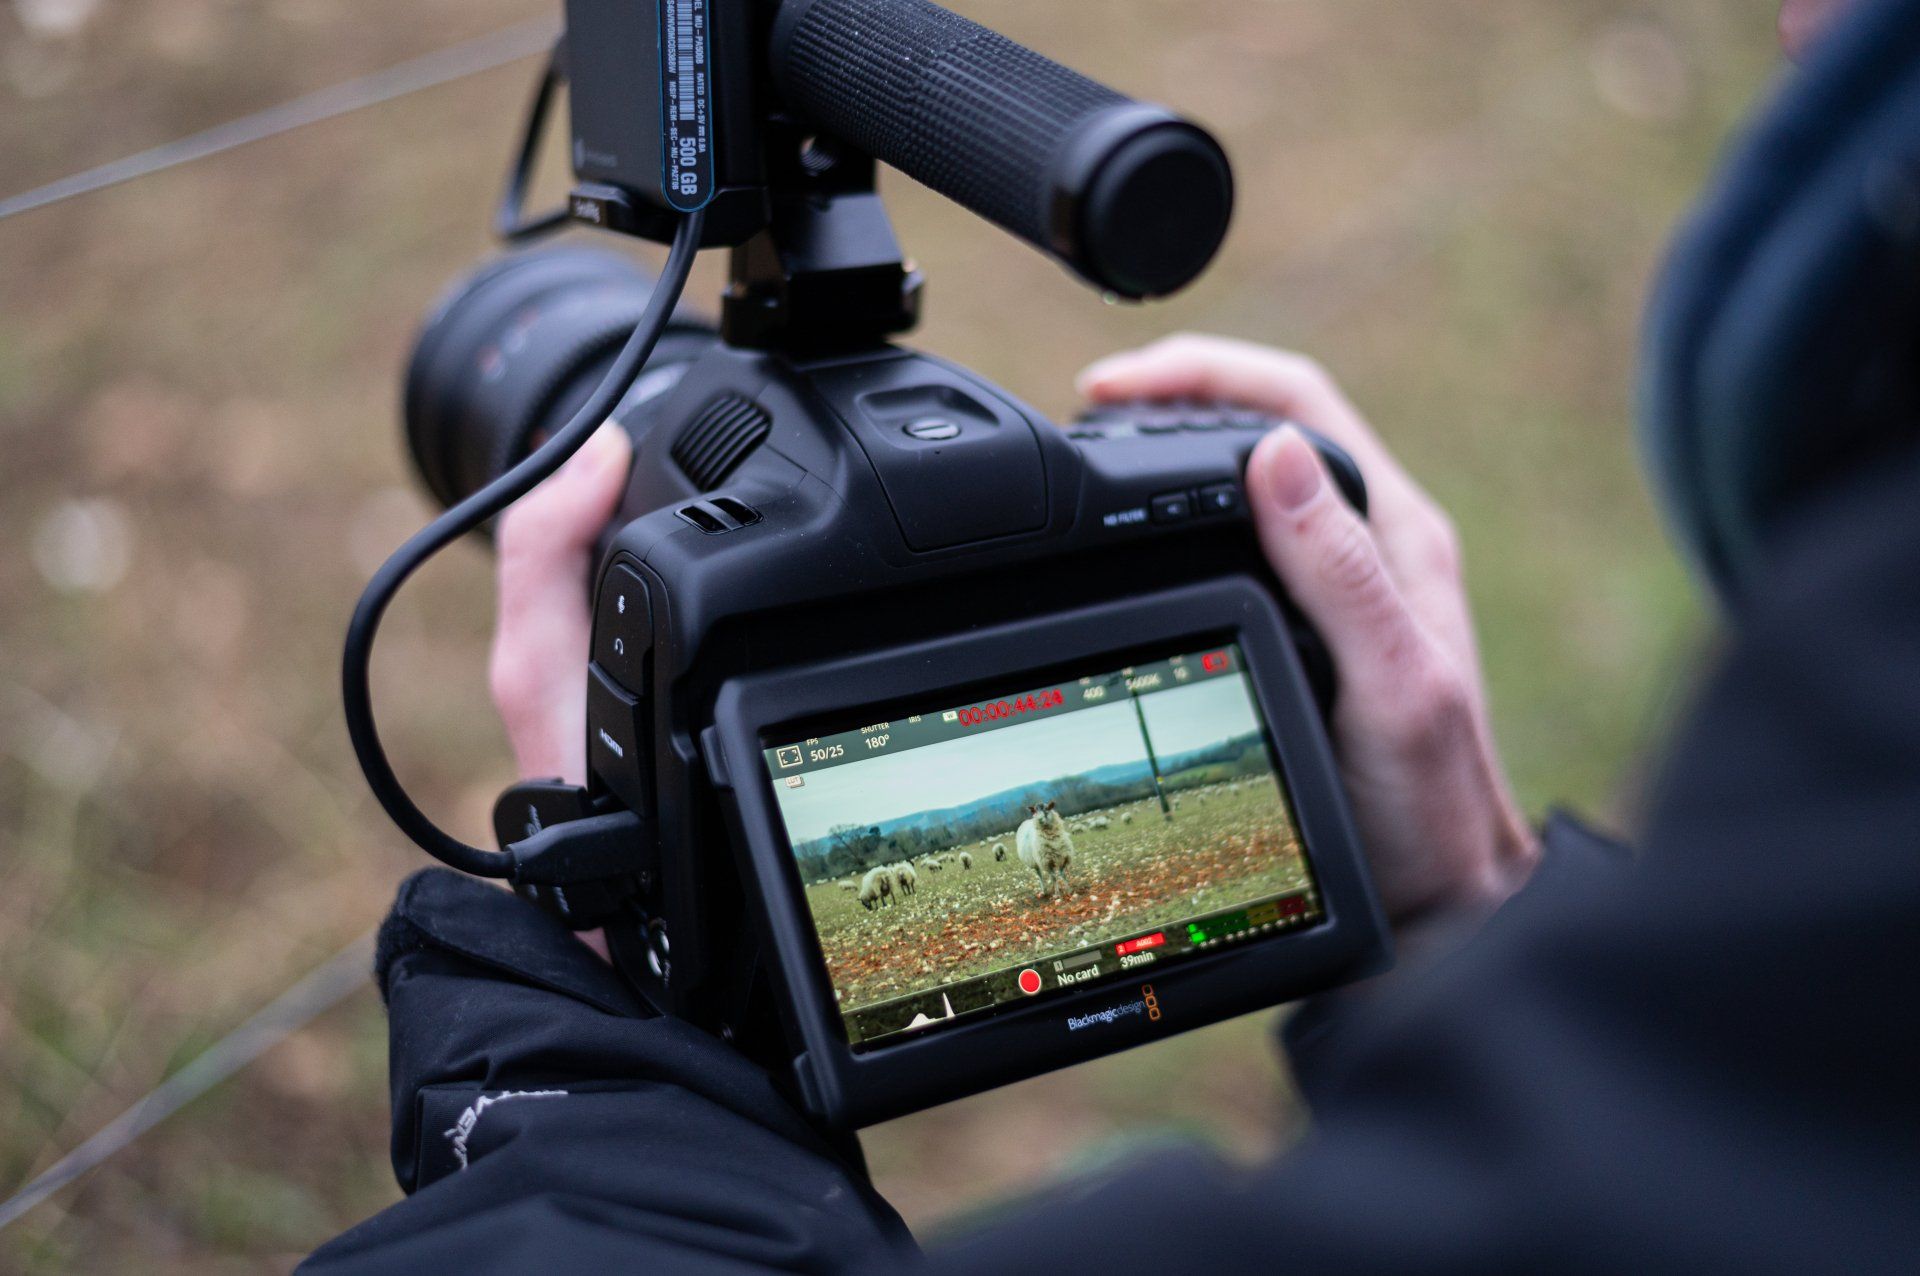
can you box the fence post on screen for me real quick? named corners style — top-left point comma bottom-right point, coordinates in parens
top-left (1129, 684), bottom-right (1173, 818)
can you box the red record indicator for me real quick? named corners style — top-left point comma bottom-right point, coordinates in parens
top-left (954, 688), bottom-right (1067, 727)
top-left (1017, 968), bottom-right (1042, 995)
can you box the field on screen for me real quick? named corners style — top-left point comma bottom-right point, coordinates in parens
top-left (803, 772), bottom-right (1310, 1010)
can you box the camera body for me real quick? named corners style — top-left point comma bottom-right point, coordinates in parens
top-left (385, 0), bottom-right (1391, 1132)
top-left (502, 329), bottom-right (1389, 1127)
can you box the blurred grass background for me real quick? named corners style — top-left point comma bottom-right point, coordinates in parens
top-left (0, 0), bottom-right (1779, 1269)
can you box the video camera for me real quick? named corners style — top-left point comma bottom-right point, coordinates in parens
top-left (353, 0), bottom-right (1391, 1130)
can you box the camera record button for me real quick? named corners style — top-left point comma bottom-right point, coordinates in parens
top-left (594, 564), bottom-right (652, 692)
top-left (1150, 491), bottom-right (1194, 523)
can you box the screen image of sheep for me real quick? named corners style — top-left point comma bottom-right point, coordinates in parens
top-left (766, 648), bottom-right (1323, 1046)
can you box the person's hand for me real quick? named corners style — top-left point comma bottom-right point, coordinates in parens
top-left (1079, 335), bottom-right (1539, 928)
top-left (488, 422), bottom-right (634, 959)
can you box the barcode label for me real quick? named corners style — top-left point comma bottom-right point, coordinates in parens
top-left (657, 0), bottom-right (712, 209)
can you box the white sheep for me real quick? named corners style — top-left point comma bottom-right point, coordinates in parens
top-left (892, 861), bottom-right (918, 897)
top-left (1121, 812), bottom-right (1134, 824)
top-left (1091, 816), bottom-right (1111, 830)
top-left (859, 865), bottom-right (894, 910)
top-left (993, 841), bottom-right (1008, 862)
top-left (959, 851), bottom-right (973, 869)
top-left (1016, 800), bottom-right (1075, 898)
top-left (837, 880), bottom-right (857, 892)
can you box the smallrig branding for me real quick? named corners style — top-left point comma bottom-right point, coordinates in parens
top-left (1066, 998), bottom-right (1146, 1031)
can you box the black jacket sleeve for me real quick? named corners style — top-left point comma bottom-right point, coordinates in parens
top-left (310, 451), bottom-right (1920, 1274)
top-left (299, 870), bottom-right (913, 1274)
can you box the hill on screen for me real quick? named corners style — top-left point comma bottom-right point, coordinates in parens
top-left (792, 731), bottom-right (1269, 863)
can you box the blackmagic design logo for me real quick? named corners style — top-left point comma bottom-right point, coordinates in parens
top-left (1065, 1000), bottom-right (1142, 1031)
top-left (1063, 985), bottom-right (1166, 1032)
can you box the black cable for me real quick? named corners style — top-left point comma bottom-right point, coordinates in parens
top-left (342, 210), bottom-right (705, 877)
top-left (0, 19), bottom-right (556, 223)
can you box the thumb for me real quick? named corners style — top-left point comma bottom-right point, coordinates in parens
top-left (1247, 427), bottom-right (1424, 688)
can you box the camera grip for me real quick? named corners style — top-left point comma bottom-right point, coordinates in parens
top-left (770, 0), bottom-right (1233, 299)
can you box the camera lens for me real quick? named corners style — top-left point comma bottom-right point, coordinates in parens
top-left (403, 245), bottom-right (714, 511)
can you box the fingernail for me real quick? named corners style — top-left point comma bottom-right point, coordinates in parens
top-left (1262, 427), bottom-right (1323, 511)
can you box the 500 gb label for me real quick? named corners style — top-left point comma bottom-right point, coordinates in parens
top-left (658, 0), bottom-right (713, 209)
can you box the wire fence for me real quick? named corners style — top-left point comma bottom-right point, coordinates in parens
top-left (0, 934), bottom-right (376, 1230)
top-left (0, 18), bottom-right (555, 223)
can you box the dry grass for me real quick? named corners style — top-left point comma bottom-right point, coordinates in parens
top-left (811, 780), bottom-right (1311, 1012)
top-left (0, 0), bottom-right (1776, 1268)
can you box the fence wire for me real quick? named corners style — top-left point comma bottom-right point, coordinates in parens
top-left (0, 933), bottom-right (376, 1231)
top-left (0, 18), bottom-right (555, 223)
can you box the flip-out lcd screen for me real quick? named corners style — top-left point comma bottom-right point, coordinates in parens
top-left (763, 644), bottom-right (1324, 1050)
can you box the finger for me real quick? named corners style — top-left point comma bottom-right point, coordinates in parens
top-left (489, 424), bottom-right (633, 781)
top-left (1077, 334), bottom-right (1402, 482)
top-left (496, 423), bottom-right (633, 627)
top-left (1077, 335), bottom-right (1464, 600)
top-left (1246, 427), bottom-right (1431, 697)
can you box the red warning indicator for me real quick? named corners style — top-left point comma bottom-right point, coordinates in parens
top-left (1115, 932), bottom-right (1165, 956)
top-left (1201, 650), bottom-right (1231, 673)
top-left (1017, 968), bottom-right (1043, 995)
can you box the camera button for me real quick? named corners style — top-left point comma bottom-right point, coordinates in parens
top-left (587, 665), bottom-right (648, 812)
top-left (1196, 482), bottom-right (1241, 516)
top-left (594, 564), bottom-right (651, 692)
top-left (1150, 491), bottom-right (1193, 523)
top-left (903, 418), bottom-right (961, 441)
